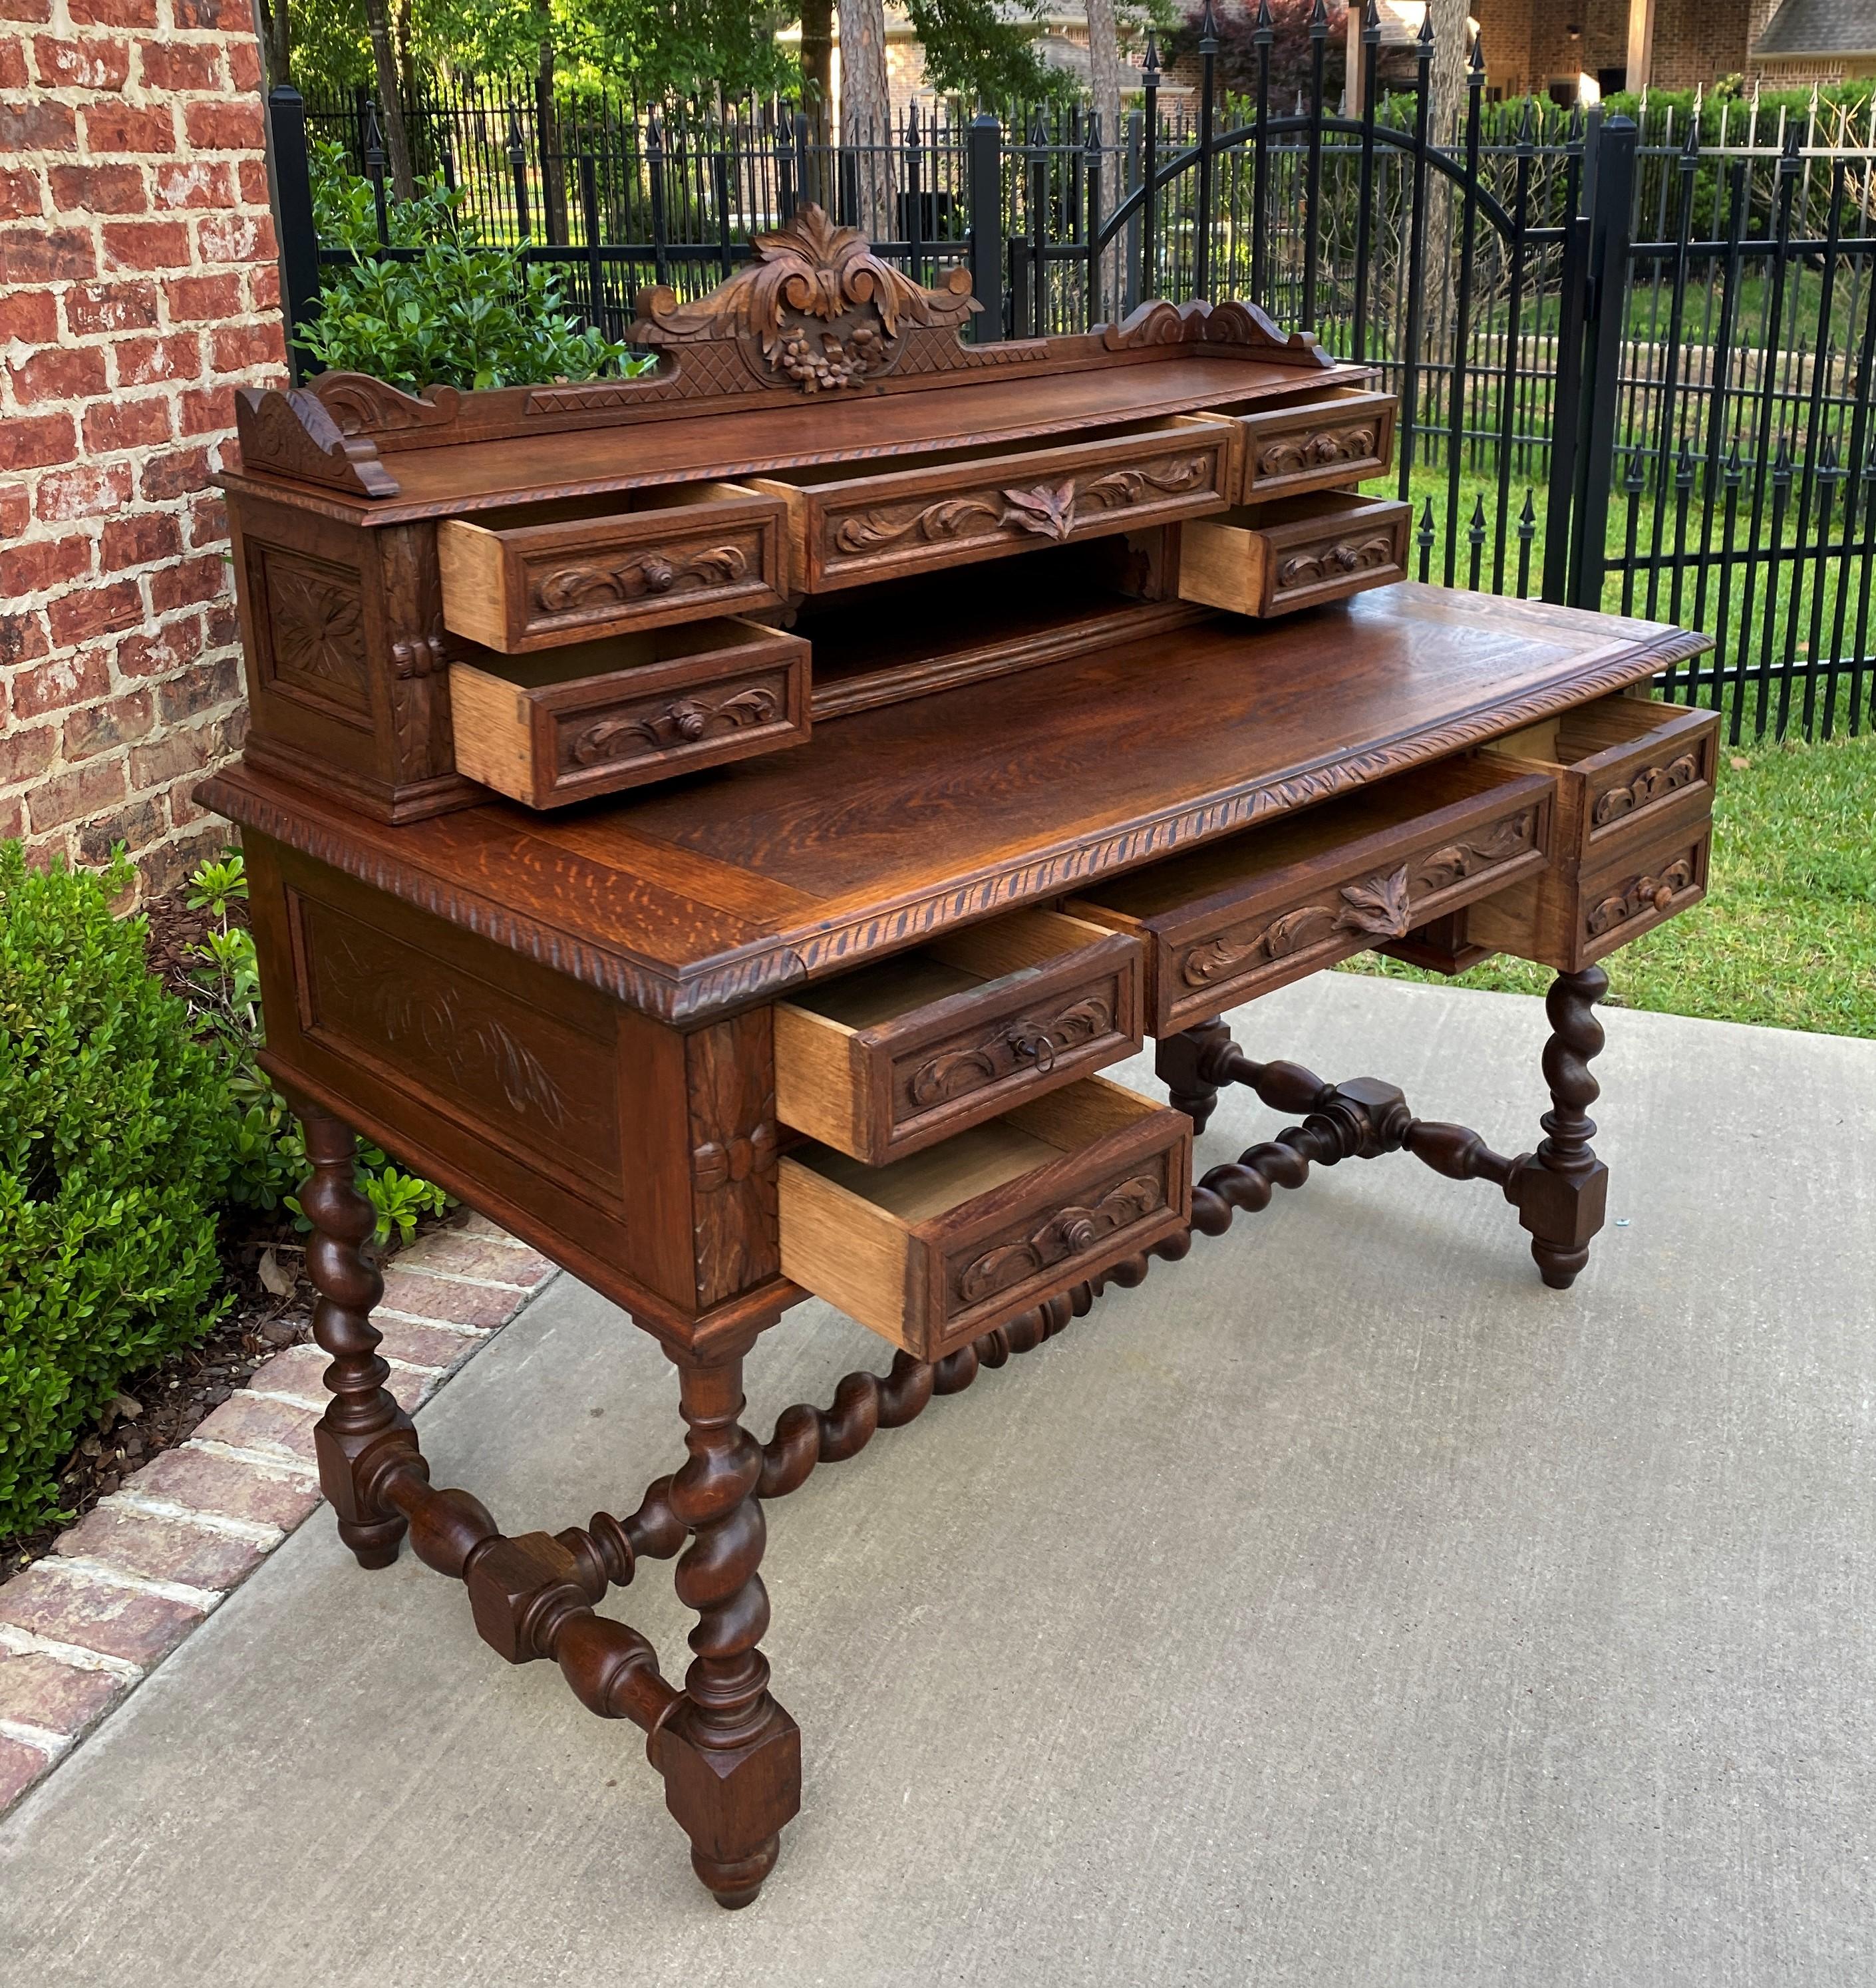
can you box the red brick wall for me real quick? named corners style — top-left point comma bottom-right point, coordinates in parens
top-left (1, 0), bottom-right (286, 895)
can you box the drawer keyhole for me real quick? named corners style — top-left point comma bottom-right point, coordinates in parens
top-left (1010, 1029), bottom-right (1057, 1076)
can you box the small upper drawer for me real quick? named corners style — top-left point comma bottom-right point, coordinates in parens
top-left (1066, 756), bottom-right (1552, 1033)
top-left (1232, 387), bottom-right (1398, 503)
top-left (1177, 494), bottom-right (1410, 619)
top-left (1480, 693), bottom-right (1719, 862)
top-left (748, 416), bottom-right (1235, 593)
top-left (448, 617), bottom-right (809, 809)
top-left (779, 1077), bottom-right (1191, 1361)
top-left (437, 482), bottom-right (788, 652)
top-left (774, 909), bottom-right (1144, 1166)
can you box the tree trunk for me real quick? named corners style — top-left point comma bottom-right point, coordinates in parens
top-left (798, 0), bottom-right (835, 208)
top-left (838, 0), bottom-right (891, 239)
top-left (1427, 0), bottom-right (1470, 148)
top-left (1084, 0), bottom-right (1124, 319)
top-left (536, 5), bottom-right (567, 247)
top-left (361, 0), bottom-right (416, 200)
top-left (257, 0), bottom-right (291, 90)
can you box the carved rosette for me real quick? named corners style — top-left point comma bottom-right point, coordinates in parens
top-left (1585, 858), bottom-right (1696, 937)
top-left (1591, 754), bottom-right (1702, 827)
top-left (629, 204), bottom-right (978, 394)
top-left (953, 1173), bottom-right (1164, 1307)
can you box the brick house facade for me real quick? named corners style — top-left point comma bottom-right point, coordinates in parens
top-left (1, 0), bottom-right (286, 897)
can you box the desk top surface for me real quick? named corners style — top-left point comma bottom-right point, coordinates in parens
top-left (203, 585), bottom-right (1708, 1022)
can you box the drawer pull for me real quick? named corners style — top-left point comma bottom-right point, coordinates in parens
top-left (569, 686), bottom-right (780, 764)
top-left (1257, 424), bottom-right (1380, 478)
top-left (1591, 753), bottom-right (1702, 827)
top-left (1587, 859), bottom-right (1694, 938)
top-left (1277, 533), bottom-right (1399, 588)
top-left (905, 994), bottom-right (1110, 1106)
top-left (955, 1172), bottom-right (1166, 1307)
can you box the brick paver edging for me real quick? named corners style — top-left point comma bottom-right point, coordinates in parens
top-left (0, 1214), bottom-right (559, 1816)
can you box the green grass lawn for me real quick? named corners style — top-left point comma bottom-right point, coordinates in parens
top-left (1342, 721), bottom-right (1876, 1039)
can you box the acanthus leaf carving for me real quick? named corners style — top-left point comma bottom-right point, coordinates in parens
top-left (535, 543), bottom-right (751, 614)
top-left (1591, 752), bottom-right (1702, 826)
top-left (567, 686), bottom-right (780, 766)
top-left (1259, 424), bottom-right (1379, 478)
top-left (1333, 864), bottom-right (1415, 939)
top-left (1277, 533), bottom-right (1400, 589)
top-left (1410, 812), bottom-right (1537, 894)
top-left (953, 1173), bottom-right (1165, 1307)
top-left (906, 994), bottom-right (1115, 1108)
top-left (1098, 297), bottom-right (1332, 365)
top-left (1586, 858), bottom-right (1696, 937)
top-left (308, 371), bottom-right (462, 436)
top-left (235, 386), bottom-right (400, 499)
top-left (629, 203), bottom-right (977, 394)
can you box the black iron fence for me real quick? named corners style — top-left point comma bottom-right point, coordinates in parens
top-left (267, 34), bottom-right (1876, 743)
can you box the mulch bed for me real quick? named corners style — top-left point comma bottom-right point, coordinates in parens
top-left (5, 883), bottom-right (452, 1581)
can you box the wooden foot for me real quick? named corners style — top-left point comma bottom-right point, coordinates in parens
top-left (295, 1102), bottom-right (420, 1568)
top-left (1155, 1015), bottom-right (1235, 1134)
top-left (655, 1341), bottom-right (800, 1909)
top-left (1513, 967), bottom-right (1611, 1289)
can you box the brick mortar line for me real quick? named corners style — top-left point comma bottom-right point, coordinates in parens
top-left (0, 1242), bottom-right (561, 1817)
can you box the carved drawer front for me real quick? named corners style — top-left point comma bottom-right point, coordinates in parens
top-left (747, 415), bottom-right (1235, 593)
top-left (448, 617), bottom-right (809, 808)
top-left (1470, 812), bottom-right (1711, 973)
top-left (436, 481), bottom-right (787, 653)
top-left (1066, 757), bottom-right (1553, 1034)
top-left (1177, 492), bottom-right (1410, 619)
top-left (1480, 691), bottom-right (1719, 864)
top-left (1232, 387), bottom-right (1398, 503)
top-left (774, 909), bottom-right (1144, 1166)
top-left (779, 1077), bottom-right (1191, 1361)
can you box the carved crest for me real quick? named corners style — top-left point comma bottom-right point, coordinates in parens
top-left (630, 204), bottom-right (978, 393)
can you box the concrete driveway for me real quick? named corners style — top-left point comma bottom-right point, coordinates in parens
top-left (3, 973), bottom-right (1871, 1987)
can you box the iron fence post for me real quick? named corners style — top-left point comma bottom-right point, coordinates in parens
top-left (1567, 112), bottom-right (1637, 611)
top-left (267, 84), bottom-right (321, 382)
top-left (967, 112), bottom-right (1004, 341)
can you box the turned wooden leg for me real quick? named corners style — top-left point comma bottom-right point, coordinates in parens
top-left (1513, 966), bottom-right (1611, 1291)
top-left (297, 1102), bottom-right (422, 1568)
top-left (1155, 1015), bottom-right (1235, 1134)
top-left (654, 1341), bottom-right (800, 1909)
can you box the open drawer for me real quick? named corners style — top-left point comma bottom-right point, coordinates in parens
top-left (1463, 692), bottom-right (1718, 971)
top-left (746, 415), bottom-right (1235, 593)
top-left (437, 482), bottom-right (787, 652)
top-left (774, 909), bottom-right (1144, 1165)
top-left (1066, 756), bottom-right (1553, 1033)
top-left (1177, 493), bottom-right (1411, 619)
top-left (448, 617), bottom-right (809, 808)
top-left (779, 1077), bottom-right (1191, 1360)
top-left (1231, 386), bottom-right (1398, 503)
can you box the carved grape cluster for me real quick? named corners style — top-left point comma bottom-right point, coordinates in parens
top-left (776, 320), bottom-right (883, 391)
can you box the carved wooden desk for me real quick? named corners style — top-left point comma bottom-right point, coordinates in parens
top-left (204, 218), bottom-right (1712, 1906)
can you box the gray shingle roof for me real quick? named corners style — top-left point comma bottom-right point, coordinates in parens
top-left (1754, 0), bottom-right (1876, 57)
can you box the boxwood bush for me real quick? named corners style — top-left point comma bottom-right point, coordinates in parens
top-left (0, 846), bottom-right (232, 1542)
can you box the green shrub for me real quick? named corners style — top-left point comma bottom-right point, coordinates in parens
top-left (0, 847), bottom-right (232, 1543)
top-left (300, 139), bottom-right (654, 395)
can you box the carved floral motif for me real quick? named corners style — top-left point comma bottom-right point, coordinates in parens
top-left (535, 544), bottom-right (750, 613)
top-left (1257, 424), bottom-right (1379, 478)
top-left (692, 1118), bottom-right (778, 1192)
top-left (832, 455), bottom-right (1213, 556)
top-left (269, 564), bottom-right (368, 696)
top-left (1410, 812), bottom-right (1538, 893)
top-left (630, 204), bottom-right (977, 393)
top-left (1591, 752), bottom-right (1702, 826)
top-left (1277, 532), bottom-right (1400, 590)
top-left (953, 1173), bottom-right (1165, 1306)
top-left (905, 995), bottom-right (1114, 1108)
top-left (1180, 864), bottom-right (1414, 987)
top-left (1585, 858), bottom-right (1696, 937)
top-left (567, 687), bottom-right (781, 766)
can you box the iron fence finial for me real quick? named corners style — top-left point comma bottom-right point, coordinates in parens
top-left (1254, 0), bottom-right (1273, 41)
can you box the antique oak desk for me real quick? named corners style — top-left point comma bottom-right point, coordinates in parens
top-left (203, 212), bottom-right (1713, 1907)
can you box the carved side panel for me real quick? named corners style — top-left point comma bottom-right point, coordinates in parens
top-left (292, 892), bottom-right (623, 1204)
top-left (685, 1011), bottom-right (780, 1309)
top-left (254, 547), bottom-right (373, 728)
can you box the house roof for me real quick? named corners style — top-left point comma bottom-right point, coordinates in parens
top-left (1754, 0), bottom-right (1876, 58)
